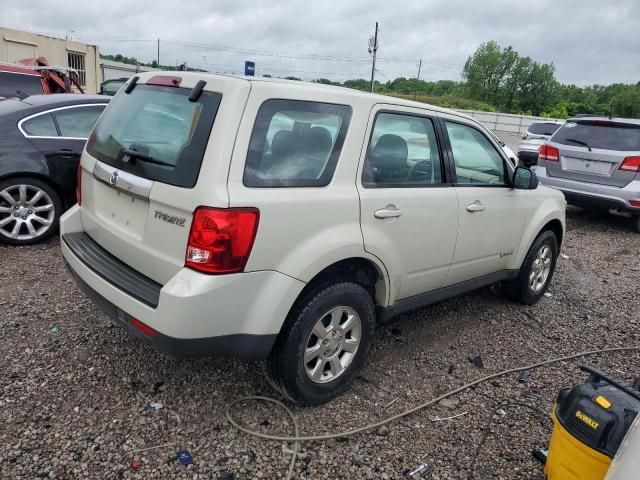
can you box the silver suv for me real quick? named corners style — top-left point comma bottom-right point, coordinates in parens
top-left (60, 72), bottom-right (566, 405)
top-left (518, 121), bottom-right (564, 167)
top-left (535, 117), bottom-right (640, 232)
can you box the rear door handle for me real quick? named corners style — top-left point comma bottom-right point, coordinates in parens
top-left (374, 205), bottom-right (403, 219)
top-left (466, 201), bottom-right (485, 212)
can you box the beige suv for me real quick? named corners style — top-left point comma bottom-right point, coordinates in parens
top-left (60, 73), bottom-right (566, 405)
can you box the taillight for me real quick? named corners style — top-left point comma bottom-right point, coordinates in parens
top-left (619, 156), bottom-right (640, 173)
top-left (186, 207), bottom-right (260, 274)
top-left (539, 144), bottom-right (559, 162)
top-left (76, 164), bottom-right (82, 205)
top-left (630, 200), bottom-right (640, 207)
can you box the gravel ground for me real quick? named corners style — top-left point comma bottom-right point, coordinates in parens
top-left (1, 208), bottom-right (639, 480)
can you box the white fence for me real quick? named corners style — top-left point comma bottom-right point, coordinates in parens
top-left (453, 109), bottom-right (562, 134)
top-left (99, 59), bottom-right (162, 82)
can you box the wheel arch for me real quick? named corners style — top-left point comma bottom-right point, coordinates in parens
top-left (296, 256), bottom-right (389, 309)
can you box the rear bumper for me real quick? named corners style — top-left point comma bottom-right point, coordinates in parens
top-left (534, 166), bottom-right (640, 214)
top-left (60, 205), bottom-right (306, 360)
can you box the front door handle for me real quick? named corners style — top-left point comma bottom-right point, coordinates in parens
top-left (374, 205), bottom-right (403, 219)
top-left (466, 201), bottom-right (485, 212)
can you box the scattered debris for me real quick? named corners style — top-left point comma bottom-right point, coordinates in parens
top-left (376, 425), bottom-right (390, 436)
top-left (438, 397), bottom-right (460, 410)
top-left (521, 389), bottom-right (540, 400)
top-left (176, 449), bottom-right (194, 465)
top-left (496, 409), bottom-right (507, 417)
top-left (469, 355), bottom-right (485, 369)
top-left (431, 411), bottom-right (468, 422)
top-left (544, 292), bottom-right (553, 298)
top-left (560, 253), bottom-right (570, 259)
top-left (260, 419), bottom-right (271, 427)
top-left (73, 406), bottom-right (79, 413)
top-left (518, 371), bottom-right (530, 383)
top-left (49, 326), bottom-right (60, 334)
top-left (447, 364), bottom-right (456, 374)
top-left (385, 397), bottom-right (399, 409)
top-left (39, 244), bottom-right (49, 251)
top-left (150, 401), bottom-right (164, 410)
top-left (405, 463), bottom-right (433, 477)
top-left (218, 472), bottom-right (234, 480)
top-left (131, 459), bottom-right (143, 469)
top-left (524, 311), bottom-right (536, 321)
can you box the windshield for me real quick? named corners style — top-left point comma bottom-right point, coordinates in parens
top-left (87, 83), bottom-right (221, 187)
top-left (553, 120), bottom-right (640, 151)
top-left (0, 72), bottom-right (43, 99)
top-left (528, 122), bottom-right (562, 136)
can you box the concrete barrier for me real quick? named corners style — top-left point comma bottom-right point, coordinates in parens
top-left (453, 109), bottom-right (563, 134)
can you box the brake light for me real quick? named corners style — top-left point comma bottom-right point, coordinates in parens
top-left (186, 207), bottom-right (260, 274)
top-left (147, 75), bottom-right (182, 87)
top-left (630, 200), bottom-right (640, 207)
top-left (76, 164), bottom-right (82, 205)
top-left (619, 156), bottom-right (640, 173)
top-left (539, 144), bottom-right (559, 162)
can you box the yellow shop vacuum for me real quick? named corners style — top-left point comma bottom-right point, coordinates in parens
top-left (544, 365), bottom-right (640, 480)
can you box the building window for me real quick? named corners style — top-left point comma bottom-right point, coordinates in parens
top-left (67, 52), bottom-right (86, 86)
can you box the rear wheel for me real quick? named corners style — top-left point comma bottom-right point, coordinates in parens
top-left (265, 281), bottom-right (376, 406)
top-left (504, 230), bottom-right (558, 305)
top-left (0, 177), bottom-right (61, 245)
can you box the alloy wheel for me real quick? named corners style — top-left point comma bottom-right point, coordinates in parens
top-left (304, 306), bottom-right (362, 384)
top-left (529, 244), bottom-right (552, 293)
top-left (0, 184), bottom-right (55, 241)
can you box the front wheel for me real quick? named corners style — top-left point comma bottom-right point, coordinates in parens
top-left (265, 281), bottom-right (376, 406)
top-left (504, 230), bottom-right (559, 305)
top-left (0, 177), bottom-right (61, 245)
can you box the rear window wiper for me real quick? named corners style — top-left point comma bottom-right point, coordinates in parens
top-left (121, 148), bottom-right (173, 167)
top-left (564, 138), bottom-right (592, 151)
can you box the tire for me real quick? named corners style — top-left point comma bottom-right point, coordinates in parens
top-left (265, 281), bottom-right (376, 406)
top-left (0, 177), bottom-right (62, 246)
top-left (504, 230), bottom-right (559, 305)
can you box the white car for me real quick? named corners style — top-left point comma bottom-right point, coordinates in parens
top-left (518, 121), bottom-right (564, 166)
top-left (60, 73), bottom-right (566, 405)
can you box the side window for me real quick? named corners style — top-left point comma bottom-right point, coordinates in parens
top-left (22, 113), bottom-right (58, 137)
top-left (244, 100), bottom-right (352, 187)
top-left (54, 105), bottom-right (105, 138)
top-left (363, 112), bottom-right (443, 187)
top-left (445, 121), bottom-right (506, 185)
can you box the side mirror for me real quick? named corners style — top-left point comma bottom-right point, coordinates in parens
top-left (512, 166), bottom-right (539, 190)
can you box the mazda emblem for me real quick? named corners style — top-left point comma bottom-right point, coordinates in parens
top-left (109, 170), bottom-right (119, 185)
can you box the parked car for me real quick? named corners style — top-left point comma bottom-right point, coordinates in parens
top-left (0, 57), bottom-right (84, 100)
top-left (490, 130), bottom-right (518, 166)
top-left (518, 121), bottom-right (564, 167)
top-left (60, 73), bottom-right (565, 405)
top-left (535, 117), bottom-right (640, 232)
top-left (0, 94), bottom-right (109, 245)
top-left (100, 78), bottom-right (128, 96)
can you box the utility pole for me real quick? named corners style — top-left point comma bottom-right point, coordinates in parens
top-left (157, 38), bottom-right (160, 66)
top-left (414, 58), bottom-right (422, 100)
top-left (368, 22), bottom-right (379, 93)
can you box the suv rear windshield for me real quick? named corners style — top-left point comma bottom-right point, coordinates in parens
top-left (528, 122), bottom-right (561, 136)
top-left (553, 120), bottom-right (640, 151)
top-left (86, 83), bottom-right (222, 188)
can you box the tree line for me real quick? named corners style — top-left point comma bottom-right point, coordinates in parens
top-left (102, 41), bottom-right (640, 119)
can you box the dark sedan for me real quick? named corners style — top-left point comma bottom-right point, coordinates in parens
top-left (0, 94), bottom-right (109, 245)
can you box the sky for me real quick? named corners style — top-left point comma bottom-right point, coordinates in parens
top-left (2, 0), bottom-right (639, 86)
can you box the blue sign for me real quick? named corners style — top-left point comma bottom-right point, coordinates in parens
top-left (244, 61), bottom-right (255, 76)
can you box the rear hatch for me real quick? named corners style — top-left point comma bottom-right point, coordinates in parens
top-left (546, 119), bottom-right (640, 187)
top-left (78, 74), bottom-right (241, 284)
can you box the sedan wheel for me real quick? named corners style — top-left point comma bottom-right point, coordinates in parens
top-left (0, 179), bottom-right (60, 245)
